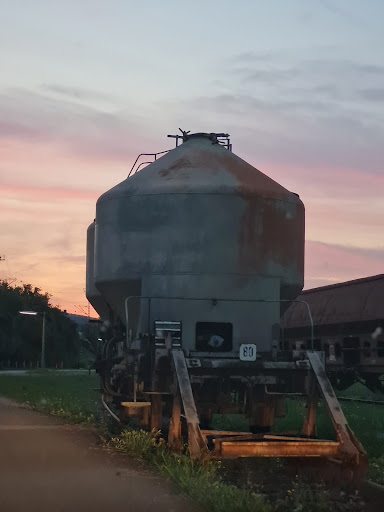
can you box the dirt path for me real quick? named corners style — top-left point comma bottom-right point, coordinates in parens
top-left (0, 397), bottom-right (199, 512)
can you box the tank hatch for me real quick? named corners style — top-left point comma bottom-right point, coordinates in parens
top-left (168, 129), bottom-right (232, 151)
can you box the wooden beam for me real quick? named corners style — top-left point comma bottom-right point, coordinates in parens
top-left (216, 440), bottom-right (339, 459)
top-left (301, 375), bottom-right (318, 437)
top-left (172, 349), bottom-right (206, 457)
top-left (150, 394), bottom-right (162, 431)
top-left (168, 393), bottom-right (182, 451)
top-left (307, 351), bottom-right (367, 468)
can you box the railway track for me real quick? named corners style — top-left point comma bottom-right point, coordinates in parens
top-left (217, 455), bottom-right (384, 512)
top-left (337, 396), bottom-right (384, 405)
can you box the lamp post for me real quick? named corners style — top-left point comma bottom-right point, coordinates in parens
top-left (19, 311), bottom-right (46, 369)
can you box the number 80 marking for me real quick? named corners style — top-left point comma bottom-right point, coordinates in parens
top-left (239, 344), bottom-right (257, 361)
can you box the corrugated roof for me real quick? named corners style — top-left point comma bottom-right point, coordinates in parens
top-left (283, 274), bottom-right (384, 328)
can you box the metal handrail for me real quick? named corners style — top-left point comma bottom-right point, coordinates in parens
top-left (128, 150), bottom-right (171, 177)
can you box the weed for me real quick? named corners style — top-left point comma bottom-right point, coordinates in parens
top-left (367, 457), bottom-right (384, 484)
top-left (111, 428), bottom-right (271, 512)
top-left (111, 428), bottom-right (162, 458)
top-left (276, 478), bottom-right (330, 512)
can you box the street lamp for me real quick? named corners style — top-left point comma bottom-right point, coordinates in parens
top-left (19, 311), bottom-right (46, 369)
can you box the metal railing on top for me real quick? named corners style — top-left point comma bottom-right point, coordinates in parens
top-left (128, 150), bottom-right (171, 177)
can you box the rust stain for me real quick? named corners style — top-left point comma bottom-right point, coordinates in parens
top-left (215, 151), bottom-right (304, 278)
top-left (237, 196), bottom-right (304, 275)
top-left (158, 150), bottom-right (222, 179)
top-left (156, 145), bottom-right (304, 283)
top-left (158, 156), bottom-right (193, 178)
top-left (238, 199), bottom-right (261, 271)
top-left (216, 153), bottom-right (292, 200)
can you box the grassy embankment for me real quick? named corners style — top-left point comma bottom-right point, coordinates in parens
top-left (1, 372), bottom-right (383, 510)
top-left (0, 371), bottom-right (100, 424)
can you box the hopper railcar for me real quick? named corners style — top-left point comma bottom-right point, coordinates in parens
top-left (86, 131), bottom-right (365, 470)
top-left (282, 275), bottom-right (384, 392)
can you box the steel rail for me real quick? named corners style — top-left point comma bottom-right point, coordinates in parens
top-left (337, 396), bottom-right (384, 405)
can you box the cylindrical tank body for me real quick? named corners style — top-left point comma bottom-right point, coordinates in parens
top-left (93, 134), bottom-right (304, 354)
top-left (86, 221), bottom-right (110, 319)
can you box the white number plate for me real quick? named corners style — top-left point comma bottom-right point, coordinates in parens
top-left (240, 344), bottom-right (256, 361)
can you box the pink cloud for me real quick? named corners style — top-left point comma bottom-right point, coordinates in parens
top-left (254, 161), bottom-right (384, 201)
top-left (0, 138), bottom-right (128, 191)
top-left (2, 183), bottom-right (99, 202)
top-left (0, 88), bottom-right (158, 163)
top-left (305, 240), bottom-right (383, 289)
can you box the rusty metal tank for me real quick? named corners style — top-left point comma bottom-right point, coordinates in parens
top-left (92, 132), bottom-right (305, 354)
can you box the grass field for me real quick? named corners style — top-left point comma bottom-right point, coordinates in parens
top-left (0, 370), bottom-right (100, 424)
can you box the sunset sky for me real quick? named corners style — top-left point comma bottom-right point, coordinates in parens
top-left (1, 0), bottom-right (383, 315)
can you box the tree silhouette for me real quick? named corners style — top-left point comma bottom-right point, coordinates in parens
top-left (0, 281), bottom-right (80, 367)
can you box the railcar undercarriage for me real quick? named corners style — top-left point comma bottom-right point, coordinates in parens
top-left (96, 329), bottom-right (367, 478)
